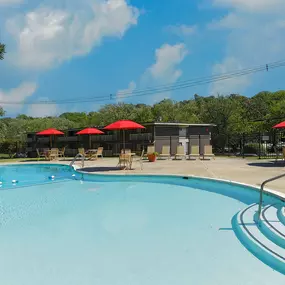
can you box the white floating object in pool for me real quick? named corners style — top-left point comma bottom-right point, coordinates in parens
top-left (0, 181), bottom-right (2, 185)
top-left (72, 174), bottom-right (76, 177)
top-left (12, 180), bottom-right (18, 184)
top-left (49, 175), bottom-right (55, 180)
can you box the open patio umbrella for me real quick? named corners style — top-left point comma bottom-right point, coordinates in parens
top-left (273, 121), bottom-right (285, 129)
top-left (36, 128), bottom-right (64, 148)
top-left (76, 128), bottom-right (104, 148)
top-left (104, 120), bottom-right (145, 153)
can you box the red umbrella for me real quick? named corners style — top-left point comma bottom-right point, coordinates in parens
top-left (76, 128), bottom-right (104, 135)
top-left (36, 128), bottom-right (64, 148)
top-left (36, 128), bottom-right (64, 135)
top-left (76, 128), bottom-right (104, 148)
top-left (273, 121), bottom-right (285, 129)
top-left (104, 120), bottom-right (145, 153)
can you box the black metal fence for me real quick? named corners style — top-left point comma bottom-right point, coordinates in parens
top-left (212, 131), bottom-right (285, 159)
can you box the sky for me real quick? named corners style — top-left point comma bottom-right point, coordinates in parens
top-left (0, 0), bottom-right (285, 117)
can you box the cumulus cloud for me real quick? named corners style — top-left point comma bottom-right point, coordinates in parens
top-left (26, 97), bottom-right (60, 117)
top-left (207, 13), bottom-right (244, 29)
top-left (115, 43), bottom-right (188, 104)
top-left (166, 24), bottom-right (197, 37)
top-left (6, 0), bottom-right (139, 69)
top-left (210, 57), bottom-right (251, 95)
top-left (148, 43), bottom-right (188, 83)
top-left (209, 0), bottom-right (285, 94)
top-left (116, 81), bottom-right (136, 102)
top-left (0, 0), bottom-right (22, 6)
top-left (0, 82), bottom-right (37, 113)
top-left (213, 0), bottom-right (285, 12)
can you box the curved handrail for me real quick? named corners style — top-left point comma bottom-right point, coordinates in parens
top-left (69, 153), bottom-right (85, 168)
top-left (258, 173), bottom-right (285, 220)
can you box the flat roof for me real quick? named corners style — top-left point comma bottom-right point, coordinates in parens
top-left (142, 122), bottom-right (216, 127)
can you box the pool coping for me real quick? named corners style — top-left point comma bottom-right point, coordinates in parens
top-left (1, 162), bottom-right (284, 202)
top-left (74, 167), bottom-right (285, 202)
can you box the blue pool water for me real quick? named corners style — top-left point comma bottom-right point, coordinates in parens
top-left (0, 164), bottom-right (284, 284)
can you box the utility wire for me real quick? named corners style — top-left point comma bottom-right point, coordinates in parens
top-left (1, 60), bottom-right (285, 105)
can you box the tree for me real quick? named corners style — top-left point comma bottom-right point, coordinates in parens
top-left (0, 43), bottom-right (5, 60)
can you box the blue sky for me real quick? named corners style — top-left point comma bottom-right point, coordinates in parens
top-left (0, 0), bottom-right (285, 117)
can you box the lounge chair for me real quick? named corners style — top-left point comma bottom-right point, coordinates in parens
top-left (174, 145), bottom-right (186, 160)
top-left (202, 145), bottom-right (215, 160)
top-left (89, 147), bottom-right (104, 160)
top-left (143, 146), bottom-right (155, 159)
top-left (132, 150), bottom-right (144, 170)
top-left (159, 145), bottom-right (171, 160)
top-left (188, 145), bottom-right (200, 160)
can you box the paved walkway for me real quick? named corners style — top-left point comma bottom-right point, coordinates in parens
top-left (2, 157), bottom-right (285, 195)
top-left (41, 157), bottom-right (285, 195)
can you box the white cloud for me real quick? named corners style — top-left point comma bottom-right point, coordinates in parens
top-left (115, 43), bottom-right (188, 104)
top-left (213, 0), bottom-right (285, 12)
top-left (27, 97), bottom-right (59, 117)
top-left (0, 82), bottom-right (37, 113)
top-left (6, 0), bottom-right (139, 69)
top-left (166, 24), bottom-right (197, 36)
top-left (209, 0), bottom-right (285, 94)
top-left (207, 13), bottom-right (244, 29)
top-left (210, 57), bottom-right (250, 95)
top-left (116, 81), bottom-right (136, 102)
top-left (148, 43), bottom-right (188, 83)
top-left (0, 0), bottom-right (22, 6)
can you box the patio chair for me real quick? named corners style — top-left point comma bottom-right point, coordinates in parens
top-left (58, 147), bottom-right (65, 160)
top-left (90, 147), bottom-right (104, 160)
top-left (202, 145), bottom-right (215, 160)
top-left (117, 153), bottom-right (132, 170)
top-left (159, 145), bottom-right (171, 160)
top-left (36, 149), bottom-right (46, 161)
top-left (48, 148), bottom-right (59, 161)
top-left (143, 146), bottom-right (155, 159)
top-left (188, 145), bottom-right (200, 160)
top-left (78, 148), bottom-right (87, 157)
top-left (121, 149), bottom-right (131, 154)
top-left (132, 150), bottom-right (144, 170)
top-left (174, 145), bottom-right (186, 160)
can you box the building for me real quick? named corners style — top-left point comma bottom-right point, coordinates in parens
top-left (26, 122), bottom-right (215, 157)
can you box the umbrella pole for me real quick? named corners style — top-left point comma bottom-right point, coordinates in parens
top-left (123, 130), bottom-right (126, 168)
top-left (89, 135), bottom-right (91, 149)
top-left (50, 136), bottom-right (52, 148)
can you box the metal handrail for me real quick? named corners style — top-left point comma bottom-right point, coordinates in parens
top-left (69, 153), bottom-right (85, 168)
top-left (258, 173), bottom-right (285, 220)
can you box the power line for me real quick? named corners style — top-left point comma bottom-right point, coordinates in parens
top-left (1, 60), bottom-right (285, 105)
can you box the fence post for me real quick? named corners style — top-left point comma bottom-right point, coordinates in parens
top-left (258, 132), bottom-right (261, 159)
top-left (242, 133), bottom-right (245, 159)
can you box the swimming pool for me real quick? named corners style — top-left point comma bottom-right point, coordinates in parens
top-left (0, 164), bottom-right (284, 284)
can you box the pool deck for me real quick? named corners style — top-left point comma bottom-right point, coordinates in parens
top-left (5, 157), bottom-right (285, 195)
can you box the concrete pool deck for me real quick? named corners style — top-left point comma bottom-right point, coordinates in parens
top-left (6, 157), bottom-right (284, 195)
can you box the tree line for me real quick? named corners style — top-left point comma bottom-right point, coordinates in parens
top-left (0, 91), bottom-right (284, 155)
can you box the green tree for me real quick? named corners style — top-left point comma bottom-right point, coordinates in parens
top-left (0, 43), bottom-right (5, 60)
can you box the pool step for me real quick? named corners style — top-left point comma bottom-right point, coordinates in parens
top-left (259, 204), bottom-right (285, 248)
top-left (278, 207), bottom-right (285, 226)
top-left (233, 203), bottom-right (285, 275)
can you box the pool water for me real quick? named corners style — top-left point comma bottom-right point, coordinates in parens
top-left (0, 164), bottom-right (284, 284)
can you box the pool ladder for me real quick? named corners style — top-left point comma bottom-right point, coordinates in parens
top-left (258, 173), bottom-right (285, 220)
top-left (69, 153), bottom-right (85, 169)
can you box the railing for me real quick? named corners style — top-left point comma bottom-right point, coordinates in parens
top-left (258, 173), bottom-right (285, 220)
top-left (69, 153), bottom-right (85, 168)
top-left (129, 133), bottom-right (153, 141)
